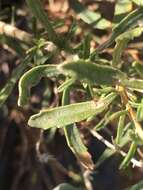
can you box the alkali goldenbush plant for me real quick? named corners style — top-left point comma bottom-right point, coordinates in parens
top-left (1, 0), bottom-right (143, 189)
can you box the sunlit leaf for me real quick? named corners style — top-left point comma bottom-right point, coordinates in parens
top-left (69, 0), bottom-right (111, 29)
top-left (96, 7), bottom-right (143, 52)
top-left (114, 0), bottom-right (133, 24)
top-left (28, 93), bottom-right (117, 129)
top-left (113, 27), bottom-right (143, 66)
top-left (121, 78), bottom-right (143, 93)
top-left (131, 0), bottom-right (143, 6)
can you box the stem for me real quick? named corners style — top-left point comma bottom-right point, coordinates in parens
top-left (90, 130), bottom-right (142, 168)
top-left (117, 85), bottom-right (143, 141)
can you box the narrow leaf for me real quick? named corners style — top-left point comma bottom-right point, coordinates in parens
top-left (134, 61), bottom-right (143, 78)
top-left (95, 148), bottom-right (116, 168)
top-left (136, 99), bottom-right (143, 121)
top-left (18, 65), bottom-right (58, 106)
top-left (69, 0), bottom-right (111, 29)
top-left (96, 7), bottom-right (143, 52)
top-left (58, 78), bottom-right (75, 92)
top-left (112, 7), bottom-right (143, 42)
top-left (28, 93), bottom-right (117, 129)
top-left (26, 0), bottom-right (58, 44)
top-left (62, 87), bottom-right (94, 170)
top-left (0, 57), bottom-right (29, 107)
top-left (120, 142), bottom-right (136, 169)
top-left (121, 78), bottom-right (143, 93)
top-left (131, 0), bottom-right (143, 6)
top-left (116, 114), bottom-right (126, 145)
top-left (113, 27), bottom-right (143, 66)
top-left (95, 110), bottom-right (127, 131)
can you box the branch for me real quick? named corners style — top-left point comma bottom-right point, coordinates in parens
top-left (90, 129), bottom-right (143, 168)
top-left (0, 21), bottom-right (32, 43)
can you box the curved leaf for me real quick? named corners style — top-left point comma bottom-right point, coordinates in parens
top-left (18, 65), bottom-right (58, 106)
top-left (113, 27), bottom-right (143, 66)
top-left (28, 92), bottom-right (117, 129)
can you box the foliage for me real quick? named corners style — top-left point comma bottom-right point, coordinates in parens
top-left (1, 0), bottom-right (143, 189)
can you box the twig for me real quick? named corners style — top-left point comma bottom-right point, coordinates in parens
top-left (90, 129), bottom-right (143, 168)
top-left (0, 21), bottom-right (32, 43)
top-left (82, 169), bottom-right (93, 190)
top-left (117, 85), bottom-right (143, 141)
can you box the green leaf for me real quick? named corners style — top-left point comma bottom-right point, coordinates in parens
top-left (95, 129), bottom-right (131, 168)
top-left (79, 34), bottom-right (91, 59)
top-left (28, 92), bottom-right (117, 129)
top-left (26, 0), bottom-right (58, 44)
top-left (62, 87), bottom-right (94, 170)
top-left (136, 99), bottom-right (143, 121)
top-left (95, 148), bottom-right (116, 168)
top-left (116, 114), bottom-right (126, 145)
top-left (59, 60), bottom-right (125, 86)
top-left (96, 7), bottom-right (143, 52)
top-left (53, 183), bottom-right (80, 190)
top-left (18, 65), bottom-right (58, 106)
top-left (112, 7), bottom-right (143, 42)
top-left (69, 0), bottom-right (111, 29)
top-left (113, 27), bottom-right (143, 66)
top-left (0, 57), bottom-right (30, 107)
top-left (58, 78), bottom-right (75, 92)
top-left (121, 78), bottom-right (143, 93)
top-left (134, 61), bottom-right (143, 78)
top-left (115, 0), bottom-right (132, 15)
top-left (126, 180), bottom-right (143, 190)
top-left (120, 142), bottom-right (137, 169)
top-left (95, 110), bottom-right (127, 131)
top-left (114, 0), bottom-right (133, 24)
top-left (131, 0), bottom-right (143, 6)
